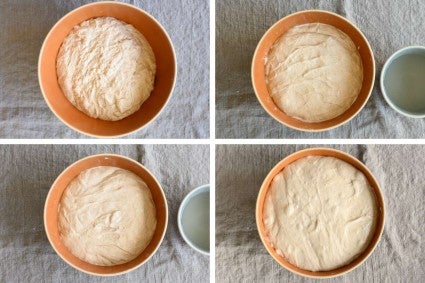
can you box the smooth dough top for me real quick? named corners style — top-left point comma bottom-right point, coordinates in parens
top-left (265, 23), bottom-right (363, 122)
top-left (56, 17), bottom-right (156, 121)
top-left (58, 166), bottom-right (157, 266)
top-left (263, 156), bottom-right (377, 271)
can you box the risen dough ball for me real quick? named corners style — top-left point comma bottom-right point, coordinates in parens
top-left (56, 17), bottom-right (156, 121)
top-left (58, 166), bottom-right (157, 266)
top-left (263, 156), bottom-right (377, 271)
top-left (265, 23), bottom-right (363, 122)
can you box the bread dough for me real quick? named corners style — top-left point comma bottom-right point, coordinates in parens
top-left (263, 156), bottom-right (377, 271)
top-left (265, 23), bottom-right (363, 122)
top-left (56, 17), bottom-right (156, 121)
top-left (58, 166), bottom-right (157, 266)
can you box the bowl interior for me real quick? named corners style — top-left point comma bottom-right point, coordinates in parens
top-left (252, 11), bottom-right (375, 131)
top-left (39, 2), bottom-right (176, 137)
top-left (178, 185), bottom-right (210, 254)
top-left (256, 148), bottom-right (385, 278)
top-left (44, 154), bottom-right (168, 275)
top-left (381, 47), bottom-right (425, 117)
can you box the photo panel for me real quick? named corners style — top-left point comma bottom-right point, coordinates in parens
top-left (216, 144), bottom-right (423, 281)
top-left (0, 144), bottom-right (209, 281)
top-left (0, 0), bottom-right (209, 139)
top-left (216, 0), bottom-right (425, 139)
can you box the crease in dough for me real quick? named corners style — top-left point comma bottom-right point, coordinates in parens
top-left (265, 23), bottom-right (363, 122)
top-left (263, 156), bottom-right (377, 271)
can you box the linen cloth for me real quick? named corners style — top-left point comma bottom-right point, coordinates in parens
top-left (216, 145), bottom-right (424, 282)
top-left (216, 0), bottom-right (425, 139)
top-left (0, 0), bottom-right (209, 138)
top-left (0, 144), bottom-right (209, 282)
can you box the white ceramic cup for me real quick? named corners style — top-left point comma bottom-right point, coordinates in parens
top-left (380, 46), bottom-right (425, 118)
top-left (177, 184), bottom-right (210, 255)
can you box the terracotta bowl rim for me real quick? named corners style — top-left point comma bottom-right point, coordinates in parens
top-left (43, 153), bottom-right (169, 276)
top-left (255, 147), bottom-right (385, 278)
top-left (251, 9), bottom-right (376, 132)
top-left (38, 1), bottom-right (177, 138)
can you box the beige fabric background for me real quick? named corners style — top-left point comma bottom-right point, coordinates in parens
top-left (216, 145), bottom-right (424, 282)
top-left (0, 144), bottom-right (209, 282)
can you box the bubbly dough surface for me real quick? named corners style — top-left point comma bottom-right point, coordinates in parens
top-left (265, 23), bottom-right (363, 122)
top-left (263, 156), bottom-right (377, 271)
top-left (57, 17), bottom-right (156, 121)
top-left (58, 166), bottom-right (157, 266)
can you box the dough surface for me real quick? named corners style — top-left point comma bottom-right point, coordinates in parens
top-left (58, 166), bottom-right (157, 266)
top-left (265, 23), bottom-right (363, 122)
top-left (56, 17), bottom-right (156, 121)
top-left (263, 156), bottom-right (377, 271)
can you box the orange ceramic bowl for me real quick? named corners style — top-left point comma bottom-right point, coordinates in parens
top-left (39, 1), bottom-right (176, 138)
top-left (252, 10), bottom-right (375, 132)
top-left (44, 154), bottom-right (168, 276)
top-left (256, 148), bottom-right (385, 278)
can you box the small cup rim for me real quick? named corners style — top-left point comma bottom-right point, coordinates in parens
top-left (380, 45), bottom-right (425, 119)
top-left (38, 1), bottom-right (177, 138)
top-left (43, 153), bottom-right (169, 276)
top-left (251, 9), bottom-right (376, 132)
top-left (177, 184), bottom-right (210, 256)
top-left (256, 148), bottom-right (385, 278)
